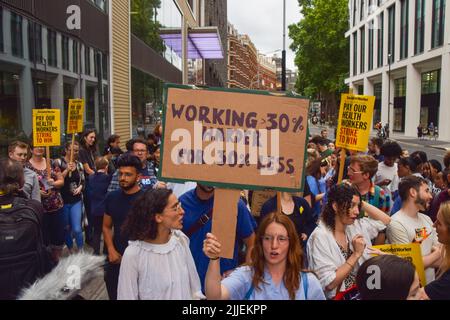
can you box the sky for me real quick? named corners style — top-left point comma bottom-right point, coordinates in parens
top-left (228, 0), bottom-right (303, 71)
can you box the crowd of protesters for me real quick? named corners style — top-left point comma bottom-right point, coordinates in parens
top-left (1, 123), bottom-right (450, 300)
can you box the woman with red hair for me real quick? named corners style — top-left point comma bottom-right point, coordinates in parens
top-left (203, 213), bottom-right (325, 300)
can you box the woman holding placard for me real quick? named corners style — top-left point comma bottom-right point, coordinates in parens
top-left (26, 144), bottom-right (65, 262)
top-left (203, 213), bottom-right (325, 300)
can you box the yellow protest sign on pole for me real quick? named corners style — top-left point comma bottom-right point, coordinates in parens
top-left (373, 243), bottom-right (427, 286)
top-left (335, 94), bottom-right (375, 152)
top-left (32, 109), bottom-right (61, 147)
top-left (67, 99), bottom-right (84, 134)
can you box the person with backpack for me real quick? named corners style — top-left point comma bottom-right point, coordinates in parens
top-left (203, 213), bottom-right (325, 300)
top-left (0, 158), bottom-right (51, 300)
top-left (57, 141), bottom-right (86, 254)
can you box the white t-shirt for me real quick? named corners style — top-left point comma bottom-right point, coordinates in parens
top-left (386, 209), bottom-right (438, 284)
top-left (117, 230), bottom-right (204, 300)
top-left (374, 162), bottom-right (399, 194)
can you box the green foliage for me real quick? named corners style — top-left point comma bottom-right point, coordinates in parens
top-left (130, 0), bottom-right (165, 54)
top-left (289, 0), bottom-right (349, 98)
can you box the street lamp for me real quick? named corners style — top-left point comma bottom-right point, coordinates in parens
top-left (387, 53), bottom-right (392, 138)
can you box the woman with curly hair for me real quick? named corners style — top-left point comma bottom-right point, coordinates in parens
top-left (307, 184), bottom-right (391, 299)
top-left (203, 213), bottom-right (325, 300)
top-left (117, 188), bottom-right (204, 300)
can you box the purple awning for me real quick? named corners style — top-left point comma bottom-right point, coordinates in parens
top-left (159, 27), bottom-right (224, 59)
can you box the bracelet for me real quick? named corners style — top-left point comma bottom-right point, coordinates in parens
top-left (345, 261), bottom-right (354, 269)
top-left (210, 257), bottom-right (219, 260)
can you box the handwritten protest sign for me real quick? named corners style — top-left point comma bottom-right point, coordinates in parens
top-left (67, 99), bottom-right (84, 134)
top-left (373, 243), bottom-right (427, 286)
top-left (32, 109), bottom-right (61, 147)
top-left (159, 85), bottom-right (309, 258)
top-left (159, 85), bottom-right (309, 192)
top-left (335, 94), bottom-right (375, 152)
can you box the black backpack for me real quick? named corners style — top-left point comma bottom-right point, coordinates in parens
top-left (0, 197), bottom-right (52, 300)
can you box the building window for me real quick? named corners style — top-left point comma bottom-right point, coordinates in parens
top-left (0, 7), bottom-right (3, 52)
top-left (358, 85), bottom-right (364, 95)
top-left (353, 0), bottom-right (357, 26)
top-left (0, 71), bottom-right (22, 151)
top-left (431, 0), bottom-right (445, 48)
top-left (73, 41), bottom-right (79, 73)
top-left (360, 27), bottom-right (365, 74)
top-left (421, 70), bottom-right (441, 94)
top-left (400, 0), bottom-right (409, 59)
top-left (394, 78), bottom-right (407, 97)
top-left (47, 29), bottom-right (57, 67)
top-left (11, 13), bottom-right (23, 58)
top-left (388, 5), bottom-right (395, 61)
top-left (62, 36), bottom-right (69, 70)
top-left (415, 0), bottom-right (425, 54)
top-left (353, 32), bottom-right (357, 76)
top-left (85, 46), bottom-right (91, 75)
top-left (94, 50), bottom-right (99, 78)
top-left (102, 52), bottom-right (108, 80)
top-left (28, 22), bottom-right (42, 63)
top-left (368, 25), bottom-right (374, 71)
top-left (360, 0), bottom-right (365, 21)
top-left (377, 12), bottom-right (384, 67)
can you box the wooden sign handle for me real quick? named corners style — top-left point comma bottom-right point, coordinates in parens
top-left (46, 146), bottom-right (51, 180)
top-left (337, 148), bottom-right (346, 184)
top-left (276, 191), bottom-right (282, 214)
top-left (211, 188), bottom-right (241, 259)
top-left (69, 134), bottom-right (75, 178)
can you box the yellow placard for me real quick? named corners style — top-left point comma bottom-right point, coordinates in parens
top-left (335, 94), bottom-right (375, 152)
top-left (67, 99), bottom-right (84, 134)
top-left (373, 243), bottom-right (427, 286)
top-left (32, 109), bottom-right (61, 147)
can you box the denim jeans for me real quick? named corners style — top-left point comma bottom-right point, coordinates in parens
top-left (63, 201), bottom-right (84, 249)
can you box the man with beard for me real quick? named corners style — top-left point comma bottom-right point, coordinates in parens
top-left (180, 183), bottom-right (256, 291)
top-left (107, 138), bottom-right (165, 192)
top-left (387, 175), bottom-right (442, 284)
top-left (8, 141), bottom-right (41, 202)
top-left (102, 154), bottom-right (143, 300)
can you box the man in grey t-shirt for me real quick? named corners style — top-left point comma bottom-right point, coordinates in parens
top-left (8, 141), bottom-right (41, 202)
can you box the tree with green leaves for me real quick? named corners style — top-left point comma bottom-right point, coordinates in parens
top-left (289, 0), bottom-right (349, 123)
top-left (130, 0), bottom-right (165, 53)
top-left (130, 0), bottom-right (165, 133)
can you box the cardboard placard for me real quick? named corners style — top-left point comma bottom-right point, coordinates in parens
top-left (211, 188), bottom-right (241, 259)
top-left (67, 99), bottom-right (84, 134)
top-left (373, 243), bottom-right (427, 286)
top-left (335, 94), bottom-right (375, 152)
top-left (250, 190), bottom-right (277, 217)
top-left (32, 109), bottom-right (61, 147)
top-left (159, 85), bottom-right (309, 192)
